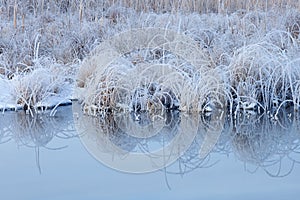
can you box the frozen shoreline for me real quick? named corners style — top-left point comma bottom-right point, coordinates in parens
top-left (0, 77), bottom-right (74, 112)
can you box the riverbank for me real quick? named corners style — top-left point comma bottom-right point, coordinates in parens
top-left (1, 1), bottom-right (299, 113)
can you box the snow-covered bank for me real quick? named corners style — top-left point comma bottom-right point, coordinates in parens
top-left (0, 58), bottom-right (75, 112)
top-left (0, 78), bottom-right (16, 110)
top-left (1, 1), bottom-right (300, 114)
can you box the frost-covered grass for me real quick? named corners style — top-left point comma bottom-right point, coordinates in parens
top-left (0, 1), bottom-right (300, 115)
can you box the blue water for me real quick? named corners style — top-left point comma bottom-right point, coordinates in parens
top-left (0, 106), bottom-right (299, 200)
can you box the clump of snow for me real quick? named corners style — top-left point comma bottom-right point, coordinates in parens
top-left (0, 78), bottom-right (15, 110)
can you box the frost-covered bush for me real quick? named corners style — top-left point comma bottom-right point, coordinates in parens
top-left (285, 10), bottom-right (300, 40)
top-left (77, 28), bottom-right (227, 114)
top-left (11, 58), bottom-right (74, 113)
top-left (229, 34), bottom-right (300, 111)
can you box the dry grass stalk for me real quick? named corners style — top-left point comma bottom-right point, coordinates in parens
top-left (13, 1), bottom-right (17, 29)
top-left (79, 0), bottom-right (83, 25)
top-left (21, 14), bottom-right (25, 33)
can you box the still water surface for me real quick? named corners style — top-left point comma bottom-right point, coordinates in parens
top-left (0, 105), bottom-right (299, 200)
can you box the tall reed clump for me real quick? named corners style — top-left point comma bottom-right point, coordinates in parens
top-left (76, 28), bottom-right (227, 115)
top-left (228, 42), bottom-right (300, 110)
top-left (63, 0), bottom-right (300, 14)
top-left (285, 10), bottom-right (300, 40)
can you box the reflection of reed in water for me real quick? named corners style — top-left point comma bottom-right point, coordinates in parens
top-left (85, 105), bottom-right (300, 177)
top-left (75, 98), bottom-right (229, 174)
top-left (74, 99), bottom-right (200, 173)
top-left (0, 107), bottom-right (77, 172)
top-left (91, 113), bottom-right (140, 152)
top-left (231, 108), bottom-right (300, 177)
top-left (170, 108), bottom-right (300, 177)
top-left (165, 109), bottom-right (225, 175)
top-left (0, 115), bottom-right (13, 144)
top-left (77, 109), bottom-right (182, 154)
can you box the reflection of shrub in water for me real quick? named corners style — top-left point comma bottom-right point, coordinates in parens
top-left (98, 113), bottom-right (139, 152)
top-left (164, 110), bottom-right (226, 175)
top-left (75, 106), bottom-right (201, 175)
top-left (76, 99), bottom-right (300, 177)
top-left (164, 108), bottom-right (300, 177)
top-left (9, 109), bottom-right (76, 147)
top-left (231, 109), bottom-right (300, 177)
top-left (87, 110), bottom-right (181, 153)
top-left (0, 107), bottom-right (76, 172)
top-left (0, 116), bottom-right (12, 144)
top-left (79, 111), bottom-right (141, 153)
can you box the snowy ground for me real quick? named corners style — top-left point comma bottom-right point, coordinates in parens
top-left (0, 78), bottom-right (16, 110)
